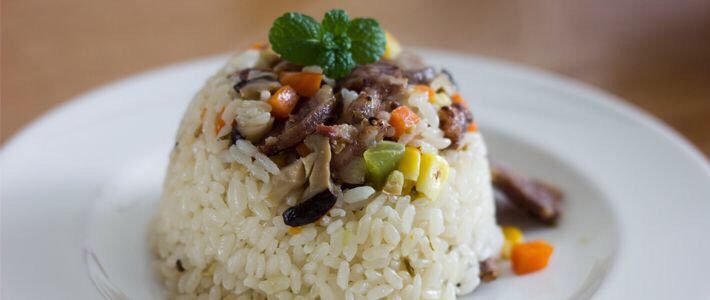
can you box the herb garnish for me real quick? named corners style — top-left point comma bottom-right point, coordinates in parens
top-left (269, 9), bottom-right (385, 79)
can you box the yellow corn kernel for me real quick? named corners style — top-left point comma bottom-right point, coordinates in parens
top-left (383, 170), bottom-right (405, 195)
top-left (501, 226), bottom-right (525, 259)
top-left (401, 180), bottom-right (416, 195)
top-left (383, 31), bottom-right (402, 60)
top-left (398, 147), bottom-right (421, 182)
top-left (432, 92), bottom-right (452, 108)
top-left (415, 153), bottom-right (449, 201)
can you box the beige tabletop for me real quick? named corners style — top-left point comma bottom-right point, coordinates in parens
top-left (2, 0), bottom-right (709, 156)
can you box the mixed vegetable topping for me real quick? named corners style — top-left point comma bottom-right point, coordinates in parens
top-left (217, 10), bottom-right (477, 229)
top-left (206, 9), bottom-right (562, 279)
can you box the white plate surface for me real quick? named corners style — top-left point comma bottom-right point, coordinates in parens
top-left (2, 50), bottom-right (709, 299)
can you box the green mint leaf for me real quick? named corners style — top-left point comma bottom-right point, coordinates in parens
top-left (347, 18), bottom-right (385, 64)
top-left (320, 50), bottom-right (356, 79)
top-left (268, 10), bottom-right (386, 79)
top-left (269, 12), bottom-right (324, 66)
top-left (322, 9), bottom-right (349, 36)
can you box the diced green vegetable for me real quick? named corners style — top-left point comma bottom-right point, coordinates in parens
top-left (364, 141), bottom-right (405, 188)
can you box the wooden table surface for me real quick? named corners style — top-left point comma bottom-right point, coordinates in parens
top-left (3, 0), bottom-right (709, 156)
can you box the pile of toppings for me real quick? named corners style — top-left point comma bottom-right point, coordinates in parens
top-left (210, 9), bottom-right (561, 278)
top-left (220, 9), bottom-right (477, 227)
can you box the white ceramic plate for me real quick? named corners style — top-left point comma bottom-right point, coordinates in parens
top-left (2, 50), bottom-right (709, 300)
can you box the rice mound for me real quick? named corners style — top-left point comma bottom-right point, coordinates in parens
top-left (150, 50), bottom-right (503, 300)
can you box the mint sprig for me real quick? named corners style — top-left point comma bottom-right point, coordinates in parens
top-left (269, 9), bottom-right (385, 79)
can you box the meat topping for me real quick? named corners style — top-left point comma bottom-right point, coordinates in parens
top-left (342, 93), bottom-right (383, 124)
top-left (339, 62), bottom-right (408, 101)
top-left (438, 105), bottom-right (469, 144)
top-left (403, 67), bottom-right (436, 85)
top-left (491, 164), bottom-right (563, 225)
top-left (329, 118), bottom-right (392, 184)
top-left (260, 86), bottom-right (336, 155)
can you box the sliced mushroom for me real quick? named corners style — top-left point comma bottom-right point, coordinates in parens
top-left (235, 100), bottom-right (274, 142)
top-left (268, 157), bottom-right (308, 202)
top-left (254, 49), bottom-right (280, 69)
top-left (236, 77), bottom-right (281, 100)
top-left (301, 134), bottom-right (333, 201)
top-left (232, 69), bottom-right (281, 99)
top-left (280, 134), bottom-right (338, 227)
top-left (273, 60), bottom-right (302, 74)
top-left (430, 73), bottom-right (456, 95)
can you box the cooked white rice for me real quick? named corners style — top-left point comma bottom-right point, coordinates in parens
top-left (150, 50), bottom-right (503, 299)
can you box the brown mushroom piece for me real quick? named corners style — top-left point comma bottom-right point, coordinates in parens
top-left (268, 156), bottom-right (309, 202)
top-left (282, 190), bottom-right (337, 227)
top-left (235, 75), bottom-right (281, 99)
top-left (430, 73), bottom-right (456, 95)
top-left (491, 164), bottom-right (563, 225)
top-left (269, 134), bottom-right (333, 203)
top-left (301, 134), bottom-right (334, 200)
top-left (281, 135), bottom-right (338, 227)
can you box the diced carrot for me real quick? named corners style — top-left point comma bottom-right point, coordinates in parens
top-left (467, 122), bottom-right (478, 132)
top-left (511, 240), bottom-right (554, 275)
top-left (390, 105), bottom-right (420, 138)
top-left (296, 143), bottom-right (312, 157)
top-left (451, 93), bottom-right (470, 108)
top-left (268, 85), bottom-right (300, 119)
top-left (279, 72), bottom-right (323, 97)
top-left (250, 42), bottom-right (266, 50)
top-left (287, 227), bottom-right (303, 235)
top-left (414, 85), bottom-right (435, 102)
top-left (215, 107), bottom-right (226, 135)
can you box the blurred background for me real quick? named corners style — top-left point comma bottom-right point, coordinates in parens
top-left (2, 0), bottom-right (709, 155)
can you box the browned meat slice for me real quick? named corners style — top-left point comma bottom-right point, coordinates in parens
top-left (491, 164), bottom-right (563, 225)
top-left (438, 105), bottom-right (469, 144)
top-left (403, 67), bottom-right (436, 85)
top-left (453, 103), bottom-right (473, 123)
top-left (342, 93), bottom-right (382, 124)
top-left (479, 258), bottom-right (499, 282)
top-left (316, 123), bottom-right (358, 153)
top-left (316, 124), bottom-right (358, 143)
top-left (260, 86), bottom-right (336, 155)
top-left (339, 62), bottom-right (408, 101)
top-left (328, 118), bottom-right (392, 184)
